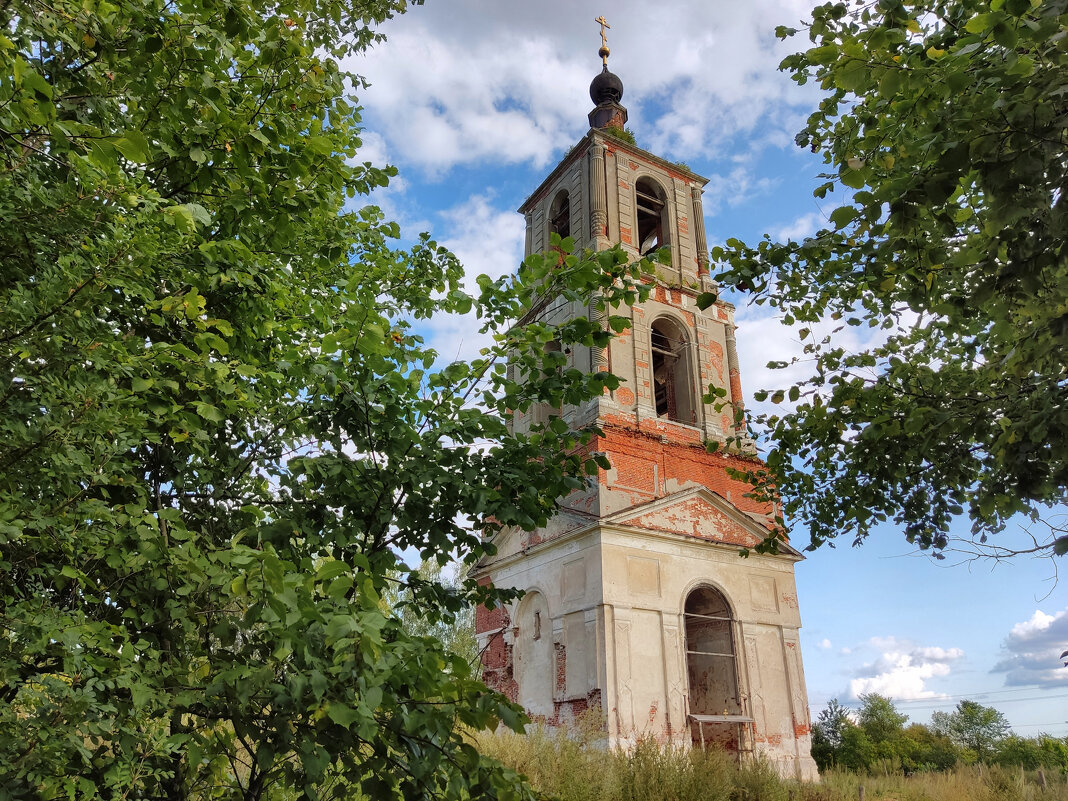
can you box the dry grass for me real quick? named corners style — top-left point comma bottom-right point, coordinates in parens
top-left (472, 725), bottom-right (1068, 801)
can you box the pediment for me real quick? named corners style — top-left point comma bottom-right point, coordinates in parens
top-left (602, 487), bottom-right (797, 555)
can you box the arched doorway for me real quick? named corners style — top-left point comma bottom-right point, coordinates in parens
top-left (684, 585), bottom-right (747, 751)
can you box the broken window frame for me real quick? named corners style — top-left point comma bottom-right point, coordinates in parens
top-left (635, 178), bottom-right (667, 256)
top-left (651, 317), bottom-right (697, 425)
top-left (548, 189), bottom-right (571, 241)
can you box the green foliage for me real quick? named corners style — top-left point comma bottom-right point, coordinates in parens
top-left (858, 694), bottom-right (908, 747)
top-left (812, 697), bottom-right (1068, 777)
top-left (0, 1), bottom-right (653, 798)
top-left (812, 698), bottom-right (852, 770)
top-left (389, 559), bottom-right (478, 669)
top-left (931, 700), bottom-right (1011, 763)
top-left (900, 723), bottom-right (959, 773)
top-left (602, 126), bottom-right (638, 146)
top-left (473, 725), bottom-right (778, 801)
top-left (714, 0), bottom-right (1068, 556)
top-left (994, 734), bottom-right (1068, 772)
top-left (478, 727), bottom-right (1068, 801)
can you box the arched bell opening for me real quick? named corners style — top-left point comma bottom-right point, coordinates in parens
top-left (651, 317), bottom-right (697, 425)
top-left (635, 177), bottom-right (668, 256)
top-left (548, 189), bottom-right (571, 241)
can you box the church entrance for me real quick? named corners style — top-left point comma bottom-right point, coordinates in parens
top-left (684, 586), bottom-right (751, 754)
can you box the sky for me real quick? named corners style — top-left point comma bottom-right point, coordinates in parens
top-left (342, 0), bottom-right (1068, 737)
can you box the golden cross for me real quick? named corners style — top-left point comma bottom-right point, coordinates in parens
top-left (595, 15), bottom-right (611, 65)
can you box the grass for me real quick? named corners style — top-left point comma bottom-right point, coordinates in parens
top-left (472, 725), bottom-right (1068, 801)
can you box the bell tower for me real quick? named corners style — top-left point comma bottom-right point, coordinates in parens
top-left (474, 22), bottom-right (819, 782)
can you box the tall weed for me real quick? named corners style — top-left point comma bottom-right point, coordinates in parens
top-left (474, 728), bottom-right (1068, 801)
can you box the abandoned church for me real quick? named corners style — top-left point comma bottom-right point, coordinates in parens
top-left (472, 28), bottom-right (820, 782)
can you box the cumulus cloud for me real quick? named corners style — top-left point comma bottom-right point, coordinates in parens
top-left (703, 167), bottom-right (778, 216)
top-left (992, 608), bottom-right (1068, 688)
top-left (349, 0), bottom-right (819, 175)
top-left (772, 211), bottom-right (825, 242)
top-left (419, 193), bottom-right (525, 362)
top-left (847, 636), bottom-right (964, 701)
top-left (438, 193), bottom-right (525, 287)
top-left (818, 638), bottom-right (832, 649)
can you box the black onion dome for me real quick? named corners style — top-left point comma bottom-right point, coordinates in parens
top-left (589, 66), bottom-right (623, 105)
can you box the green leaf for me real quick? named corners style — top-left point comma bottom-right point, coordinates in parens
top-left (326, 702), bottom-right (361, 728)
top-left (306, 136), bottom-right (333, 155)
top-left (315, 560), bottom-right (349, 582)
top-left (19, 64), bottom-right (53, 99)
top-left (840, 169), bottom-right (866, 189)
top-left (829, 206), bottom-right (857, 228)
top-left (194, 402), bottom-right (224, 422)
top-left (964, 13), bottom-right (992, 33)
top-left (114, 130), bottom-right (151, 164)
top-left (696, 291), bottom-right (718, 310)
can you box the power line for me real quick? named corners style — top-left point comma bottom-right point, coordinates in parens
top-left (836, 685), bottom-right (1064, 707)
top-left (889, 693), bottom-right (1068, 709)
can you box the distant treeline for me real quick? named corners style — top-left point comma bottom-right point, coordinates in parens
top-left (812, 694), bottom-right (1068, 774)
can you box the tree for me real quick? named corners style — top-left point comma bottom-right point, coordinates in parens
top-left (900, 723), bottom-right (959, 772)
top-left (714, 0), bottom-right (1068, 557)
top-left (811, 698), bottom-right (852, 770)
top-left (0, 1), bottom-right (650, 797)
top-left (931, 700), bottom-right (1010, 762)
top-left (390, 559), bottom-right (478, 669)
top-left (994, 734), bottom-right (1068, 770)
top-left (857, 693), bottom-right (908, 746)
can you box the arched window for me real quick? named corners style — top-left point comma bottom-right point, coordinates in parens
top-left (548, 189), bottom-right (570, 240)
top-left (651, 317), bottom-right (697, 425)
top-left (684, 586), bottom-right (740, 719)
top-left (635, 178), bottom-right (667, 256)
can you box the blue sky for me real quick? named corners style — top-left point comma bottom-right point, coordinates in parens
top-left (343, 0), bottom-right (1068, 736)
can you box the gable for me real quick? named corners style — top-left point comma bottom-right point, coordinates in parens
top-left (608, 488), bottom-right (773, 549)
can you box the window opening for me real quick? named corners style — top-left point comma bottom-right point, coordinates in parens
top-left (549, 190), bottom-right (570, 240)
top-left (685, 587), bottom-right (743, 748)
top-left (533, 611), bottom-right (541, 640)
top-left (636, 178), bottom-right (665, 255)
top-left (651, 318), bottom-right (696, 424)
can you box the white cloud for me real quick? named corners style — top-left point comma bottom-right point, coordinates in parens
top-left (818, 638), bottom-right (832, 649)
top-left (703, 167), bottom-right (778, 216)
top-left (438, 193), bottom-right (525, 287)
top-left (350, 0), bottom-right (820, 174)
top-left (847, 636), bottom-right (963, 701)
top-left (420, 193), bottom-right (526, 362)
top-left (1010, 609), bottom-right (1059, 639)
top-left (992, 607), bottom-right (1068, 687)
top-left (772, 211), bottom-right (824, 242)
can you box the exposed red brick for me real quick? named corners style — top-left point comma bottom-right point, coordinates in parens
top-left (598, 417), bottom-right (775, 518)
top-left (554, 643), bottom-right (566, 694)
top-left (708, 341), bottom-right (725, 380)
